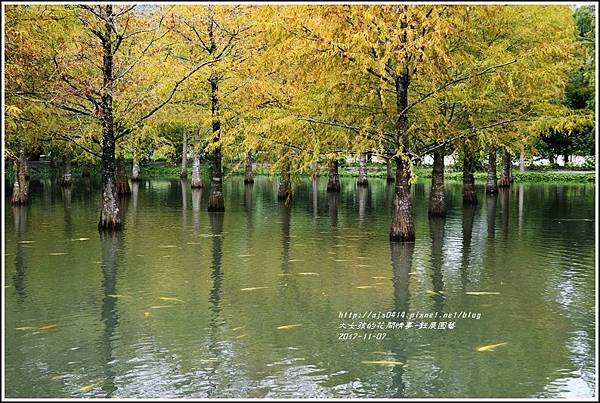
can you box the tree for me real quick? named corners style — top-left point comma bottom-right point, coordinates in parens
top-left (7, 5), bottom-right (220, 229)
top-left (168, 5), bottom-right (256, 212)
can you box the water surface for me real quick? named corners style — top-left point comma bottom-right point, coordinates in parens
top-left (4, 175), bottom-right (596, 398)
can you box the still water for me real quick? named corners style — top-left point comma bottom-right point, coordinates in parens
top-left (4, 175), bottom-right (596, 398)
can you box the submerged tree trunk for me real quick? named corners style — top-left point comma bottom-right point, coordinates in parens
top-left (244, 152), bottom-right (254, 184)
top-left (428, 145), bottom-right (446, 217)
top-left (485, 149), bottom-right (498, 194)
top-left (191, 151), bottom-right (203, 188)
top-left (390, 156), bottom-right (415, 242)
top-left (499, 150), bottom-right (512, 187)
top-left (115, 156), bottom-right (131, 196)
top-left (277, 161), bottom-right (292, 204)
top-left (131, 156), bottom-right (141, 181)
top-left (61, 156), bottom-right (72, 187)
top-left (326, 160), bottom-right (341, 192)
top-left (386, 157), bottom-right (395, 183)
top-left (10, 159), bottom-right (28, 206)
top-left (463, 152), bottom-right (477, 205)
top-left (207, 73), bottom-right (224, 212)
top-left (180, 129), bottom-right (188, 178)
top-left (390, 72), bottom-right (415, 242)
top-left (357, 152), bottom-right (368, 186)
top-left (98, 5), bottom-right (120, 231)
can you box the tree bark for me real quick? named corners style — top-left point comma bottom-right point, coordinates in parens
top-left (191, 151), bottom-right (203, 188)
top-left (98, 5), bottom-right (120, 230)
top-left (244, 152), bottom-right (254, 184)
top-left (390, 156), bottom-right (415, 242)
top-left (386, 157), bottom-right (395, 183)
top-left (499, 150), bottom-right (512, 187)
top-left (428, 144), bottom-right (446, 217)
top-left (180, 129), bottom-right (188, 178)
top-left (207, 73), bottom-right (224, 212)
top-left (131, 156), bottom-right (141, 181)
top-left (519, 145), bottom-right (525, 172)
top-left (463, 151), bottom-right (477, 205)
top-left (357, 152), bottom-right (368, 186)
top-left (21, 149), bottom-right (29, 180)
top-left (116, 156), bottom-right (131, 196)
top-left (485, 149), bottom-right (498, 194)
top-left (277, 161), bottom-right (292, 204)
top-left (326, 160), bottom-right (341, 192)
top-left (61, 155), bottom-right (72, 187)
top-left (390, 72), bottom-right (415, 242)
top-left (10, 159), bottom-right (28, 206)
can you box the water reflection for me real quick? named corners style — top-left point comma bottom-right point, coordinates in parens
top-left (486, 193), bottom-right (497, 240)
top-left (429, 218), bottom-right (445, 312)
top-left (499, 188), bottom-right (510, 240)
top-left (181, 179), bottom-right (188, 226)
top-left (192, 187), bottom-right (202, 237)
top-left (357, 185), bottom-right (367, 223)
top-left (518, 185), bottom-right (524, 232)
top-left (279, 202), bottom-right (291, 275)
top-left (461, 204), bottom-right (476, 288)
top-left (3, 177), bottom-right (595, 399)
top-left (98, 231), bottom-right (123, 397)
top-left (62, 186), bottom-right (72, 238)
top-left (244, 183), bottom-right (253, 239)
top-left (312, 177), bottom-right (318, 218)
top-left (12, 206), bottom-right (28, 303)
top-left (328, 191), bottom-right (338, 229)
top-left (131, 181), bottom-right (140, 214)
top-left (389, 242), bottom-right (415, 398)
top-left (207, 212), bottom-right (225, 397)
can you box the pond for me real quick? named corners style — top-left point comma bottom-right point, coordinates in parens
top-left (3, 175), bottom-right (596, 398)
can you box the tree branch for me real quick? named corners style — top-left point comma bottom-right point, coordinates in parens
top-left (400, 59), bottom-right (518, 116)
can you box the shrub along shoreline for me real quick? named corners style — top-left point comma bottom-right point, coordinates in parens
top-left (5, 161), bottom-right (595, 184)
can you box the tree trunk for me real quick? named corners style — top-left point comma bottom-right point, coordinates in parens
top-left (428, 144), bottom-right (446, 217)
top-left (81, 165), bottom-right (91, 177)
top-left (390, 72), bottom-right (415, 242)
top-left (207, 73), bottom-right (224, 212)
top-left (98, 5), bottom-right (120, 231)
top-left (326, 160), bottom-right (341, 192)
top-left (519, 145), bottom-right (525, 172)
top-left (244, 152), bottom-right (254, 184)
top-left (115, 156), bottom-right (131, 196)
top-left (131, 156), bottom-right (141, 181)
top-left (310, 161), bottom-right (318, 180)
top-left (277, 162), bottom-right (292, 204)
top-left (463, 152), bottom-right (477, 205)
top-left (10, 159), bottom-right (28, 206)
top-left (357, 152), bottom-right (368, 186)
top-left (21, 149), bottom-right (29, 180)
top-left (390, 156), bottom-right (415, 242)
top-left (499, 150), bottom-right (512, 187)
top-left (485, 149), bottom-right (498, 194)
top-left (180, 129), bottom-right (188, 178)
top-left (386, 157), bottom-right (395, 183)
top-left (191, 151), bottom-right (203, 188)
top-left (61, 156), bottom-right (72, 187)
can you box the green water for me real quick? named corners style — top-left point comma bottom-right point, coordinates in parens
top-left (4, 175), bottom-right (596, 398)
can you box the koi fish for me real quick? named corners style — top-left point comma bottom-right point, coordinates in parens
top-left (277, 324), bottom-right (303, 330)
top-left (477, 342), bottom-right (508, 352)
